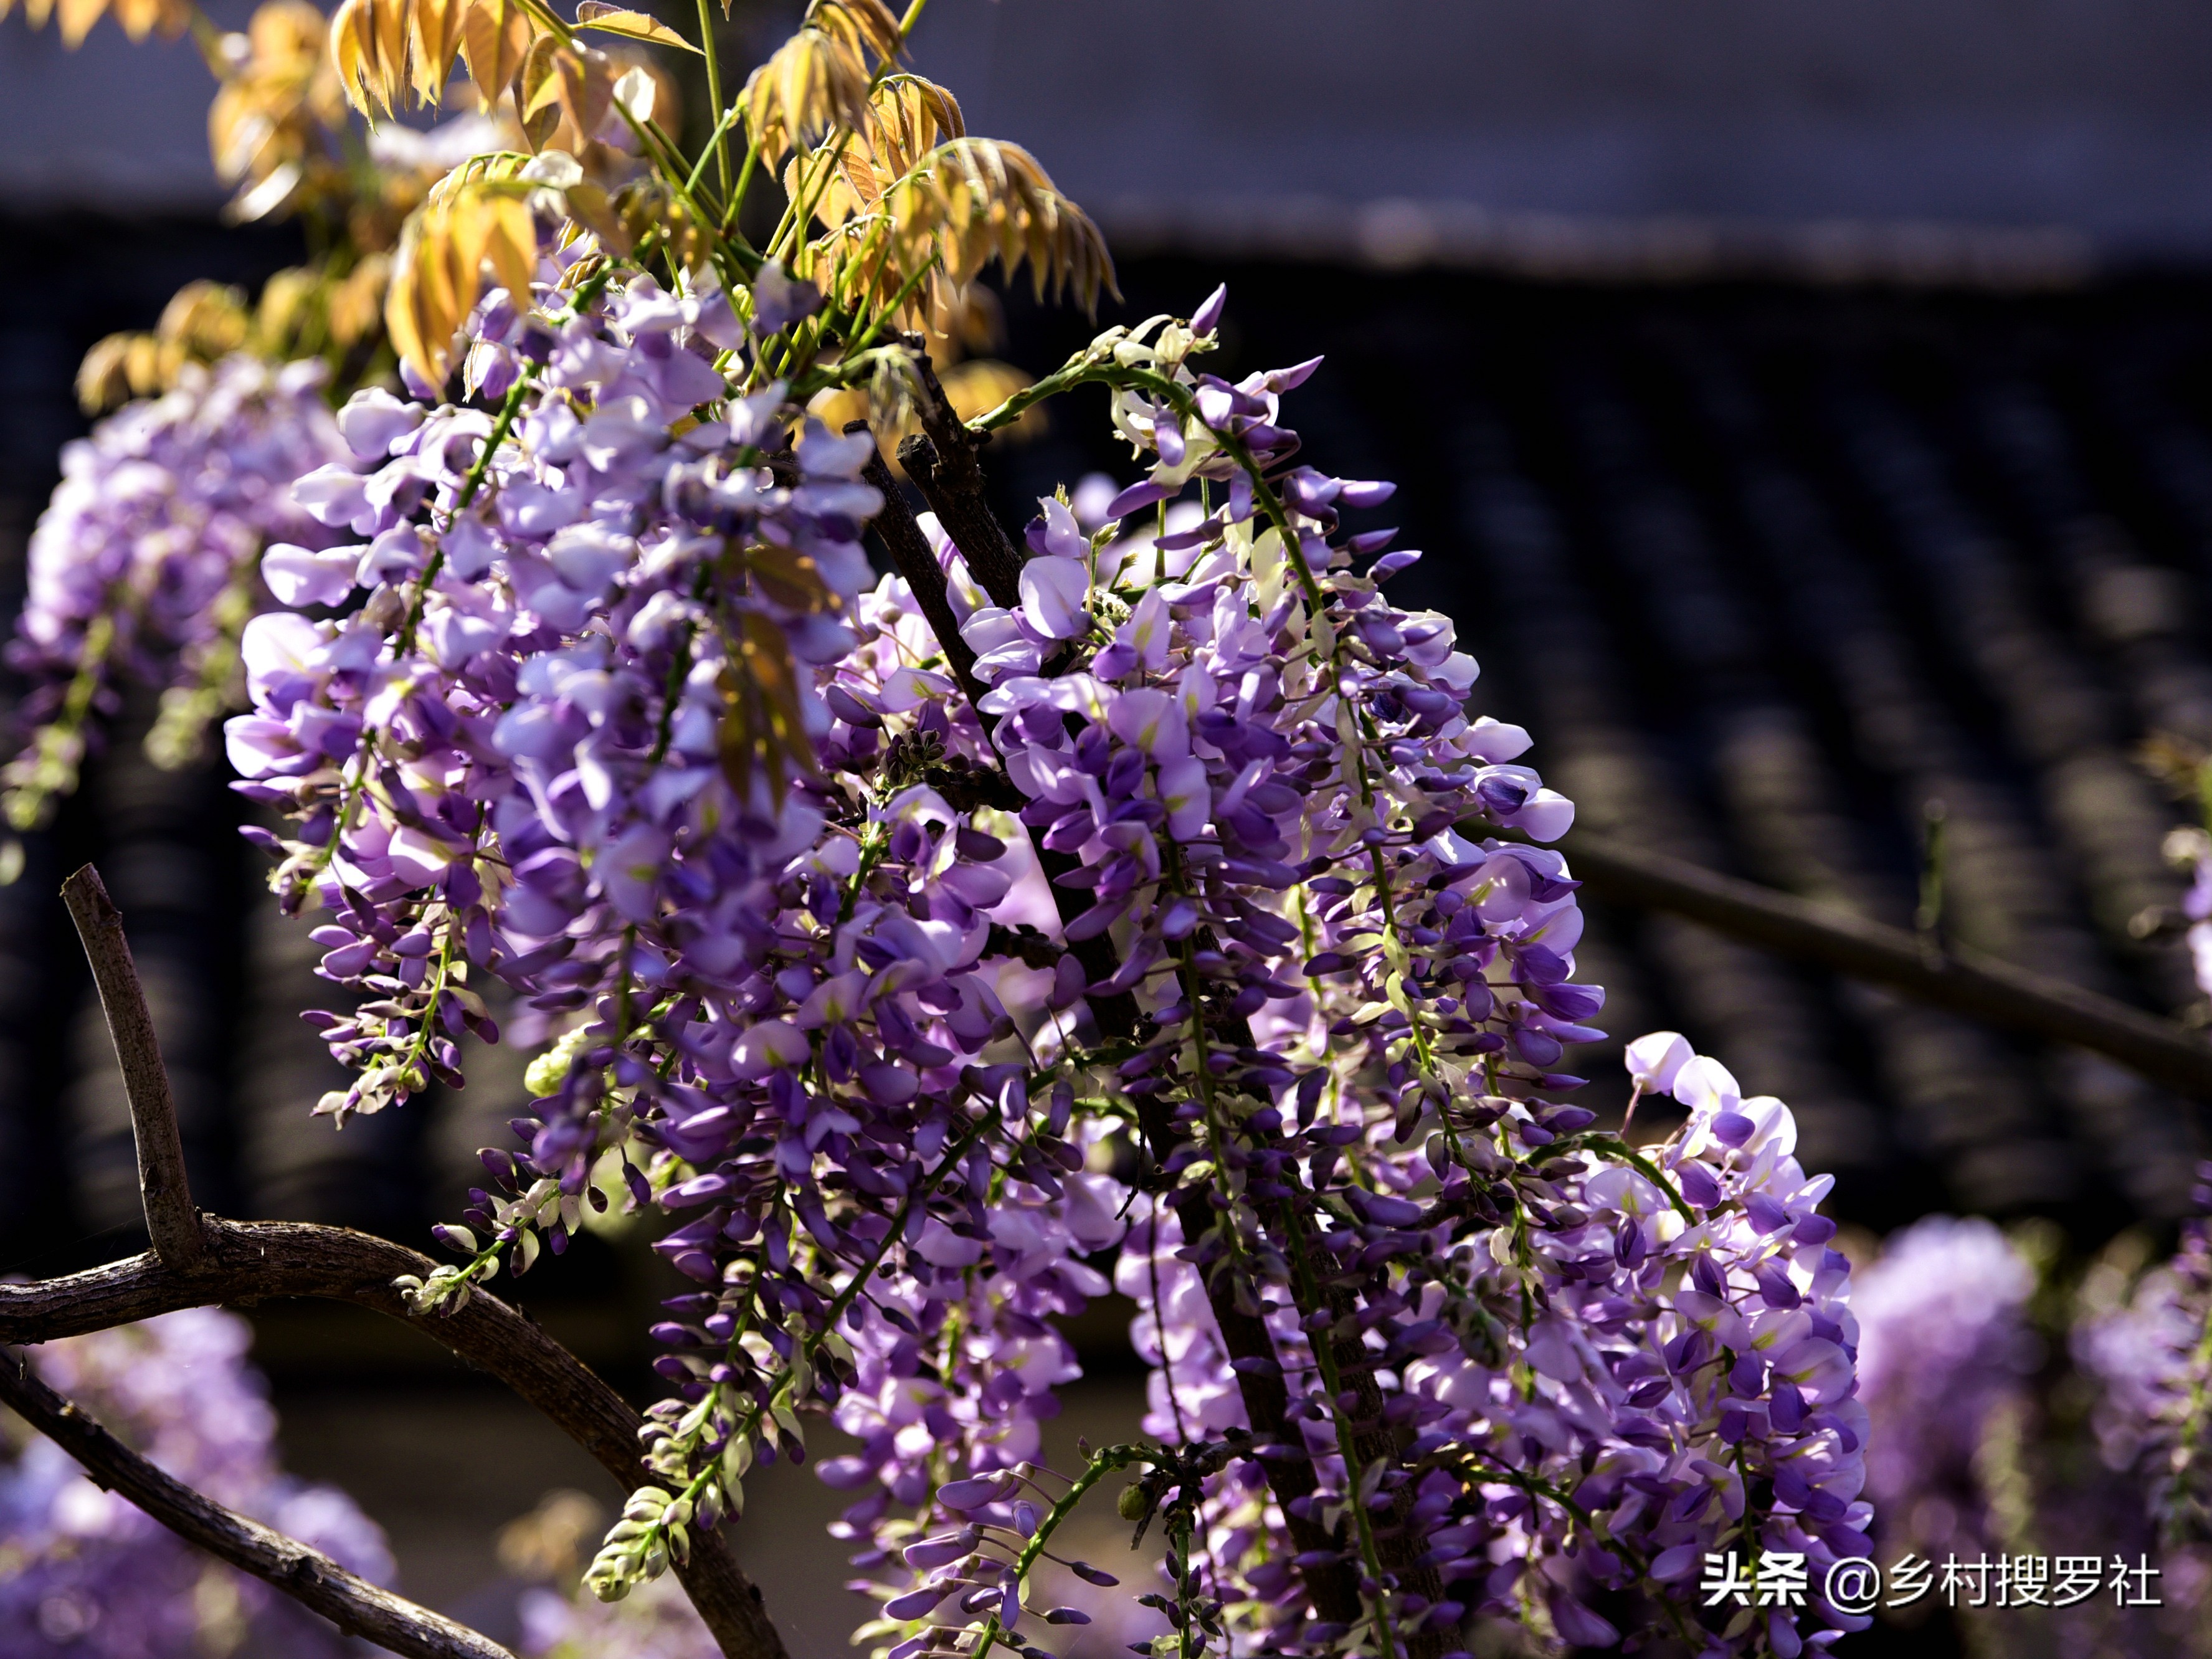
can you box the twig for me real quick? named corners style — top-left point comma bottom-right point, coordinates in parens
top-left (891, 341), bottom-right (1026, 606)
top-left (0, 1217), bottom-right (788, 1659)
top-left (0, 1346), bottom-right (515, 1659)
top-left (59, 865), bottom-right (207, 1268)
top-left (45, 871), bottom-right (787, 1659)
top-left (1531, 822), bottom-right (2212, 1100)
top-left (844, 428), bottom-right (1139, 1038)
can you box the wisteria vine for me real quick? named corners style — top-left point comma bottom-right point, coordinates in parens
top-left (0, 2), bottom-right (1882, 1655)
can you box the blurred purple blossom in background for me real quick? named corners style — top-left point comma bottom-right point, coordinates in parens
top-left (1853, 1214), bottom-right (2039, 1561)
top-left (0, 1308), bottom-right (390, 1657)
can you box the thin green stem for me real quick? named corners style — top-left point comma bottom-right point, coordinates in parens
top-left (969, 1442), bottom-right (1156, 1658)
top-left (397, 370), bottom-right (531, 652)
top-left (1279, 1212), bottom-right (1402, 1659)
top-left (694, 0), bottom-right (730, 197)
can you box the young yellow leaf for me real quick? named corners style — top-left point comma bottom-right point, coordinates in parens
top-left (573, 4), bottom-right (700, 54)
top-left (409, 0), bottom-right (467, 103)
top-left (555, 44), bottom-right (615, 141)
top-left (457, 0), bottom-right (534, 113)
top-left (55, 0), bottom-right (107, 47)
top-left (331, 0), bottom-right (406, 114)
top-left (515, 32), bottom-right (563, 149)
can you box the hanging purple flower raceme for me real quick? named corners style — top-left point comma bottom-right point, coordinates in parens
top-left (1852, 1214), bottom-right (2039, 1563)
top-left (219, 240), bottom-right (1152, 1609)
top-left (192, 252), bottom-right (1864, 1658)
top-left (2, 354), bottom-right (347, 834)
top-left (2076, 1161), bottom-right (2212, 1544)
top-left (836, 295), bottom-right (1863, 1659)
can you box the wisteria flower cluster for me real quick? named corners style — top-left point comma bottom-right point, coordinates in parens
top-left (1845, 1205), bottom-right (2212, 1653)
top-left (1, 354), bottom-right (346, 835)
top-left (1851, 1215), bottom-right (2039, 1561)
top-left (2077, 1162), bottom-right (2212, 1545)
top-left (0, 1309), bottom-right (392, 1657)
top-left (197, 226), bottom-right (1866, 1650)
top-left (2, 2), bottom-right (1875, 1657)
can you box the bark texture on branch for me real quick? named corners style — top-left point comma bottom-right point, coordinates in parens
top-left (36, 867), bottom-right (787, 1659)
top-left (0, 1346), bottom-right (516, 1659)
top-left (891, 342), bottom-right (1027, 607)
top-left (0, 1217), bottom-right (788, 1659)
top-left (850, 424), bottom-right (989, 710)
top-left (60, 864), bottom-right (208, 1269)
top-left (1538, 823), bottom-right (2212, 1100)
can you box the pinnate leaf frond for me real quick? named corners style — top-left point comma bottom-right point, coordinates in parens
top-left (574, 2), bottom-right (698, 55)
top-left (885, 136), bottom-right (1115, 313)
top-left (0, 0), bottom-right (189, 45)
top-left (330, 0), bottom-right (553, 117)
top-left (741, 0), bottom-right (908, 169)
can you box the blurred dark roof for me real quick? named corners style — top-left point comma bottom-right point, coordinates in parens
top-left (909, 0), bottom-right (2212, 280)
top-left (4, 229), bottom-right (2211, 1281)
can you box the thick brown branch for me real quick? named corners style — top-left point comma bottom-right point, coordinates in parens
top-left (893, 342), bottom-right (1025, 607)
top-left (1123, 1095), bottom-right (1364, 1628)
top-left (1533, 822), bottom-right (2212, 1100)
top-left (60, 865), bottom-right (208, 1268)
top-left (0, 1218), bottom-right (787, 1659)
top-left (851, 423), bottom-right (989, 709)
top-left (0, 1346), bottom-right (515, 1659)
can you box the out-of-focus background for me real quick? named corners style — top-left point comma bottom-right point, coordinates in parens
top-left (6, 1), bottom-right (2212, 1652)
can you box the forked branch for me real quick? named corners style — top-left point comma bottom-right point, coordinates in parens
top-left (19, 868), bottom-right (789, 1659)
top-left (0, 1348), bottom-right (514, 1659)
top-left (851, 422), bottom-right (989, 708)
top-left (892, 340), bottom-right (1027, 606)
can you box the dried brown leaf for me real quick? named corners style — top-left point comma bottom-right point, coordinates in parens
top-left (719, 608), bottom-right (818, 810)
